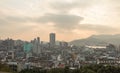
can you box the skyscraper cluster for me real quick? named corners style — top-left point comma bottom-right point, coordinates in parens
top-left (30, 33), bottom-right (56, 55)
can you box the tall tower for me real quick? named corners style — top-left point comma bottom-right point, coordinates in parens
top-left (37, 37), bottom-right (40, 45)
top-left (50, 33), bottom-right (56, 47)
top-left (37, 37), bottom-right (41, 54)
top-left (32, 37), bottom-right (41, 55)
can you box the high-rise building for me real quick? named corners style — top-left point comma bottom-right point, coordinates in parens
top-left (37, 37), bottom-right (40, 44)
top-left (37, 37), bottom-right (41, 54)
top-left (32, 37), bottom-right (41, 55)
top-left (50, 33), bottom-right (56, 47)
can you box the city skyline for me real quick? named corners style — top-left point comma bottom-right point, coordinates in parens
top-left (0, 0), bottom-right (120, 41)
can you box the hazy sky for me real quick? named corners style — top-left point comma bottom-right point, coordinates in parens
top-left (0, 0), bottom-right (120, 41)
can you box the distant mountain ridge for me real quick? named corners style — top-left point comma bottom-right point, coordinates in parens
top-left (70, 34), bottom-right (120, 46)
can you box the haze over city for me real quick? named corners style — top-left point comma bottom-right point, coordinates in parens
top-left (0, 0), bottom-right (120, 41)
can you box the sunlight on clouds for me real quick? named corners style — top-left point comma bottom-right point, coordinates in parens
top-left (72, 29), bottom-right (97, 38)
top-left (0, 0), bottom-right (120, 41)
top-left (81, 4), bottom-right (109, 25)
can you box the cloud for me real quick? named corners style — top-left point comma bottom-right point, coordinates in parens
top-left (0, 6), bottom-right (118, 37)
top-left (49, 0), bottom-right (97, 12)
top-left (0, 11), bottom-right (36, 35)
top-left (0, 15), bottom-right (31, 29)
top-left (0, 0), bottom-right (120, 41)
top-left (0, 8), bottom-right (31, 25)
top-left (0, 11), bottom-right (116, 35)
top-left (77, 24), bottom-right (117, 33)
top-left (6, 16), bottom-right (29, 23)
top-left (36, 13), bottom-right (83, 30)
